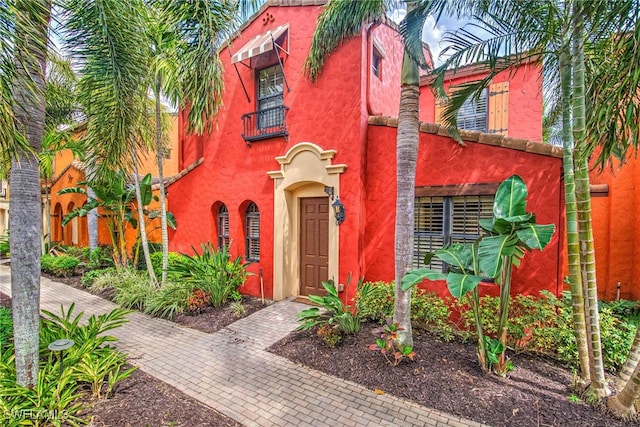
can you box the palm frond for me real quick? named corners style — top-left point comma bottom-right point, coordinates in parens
top-left (304, 0), bottom-right (386, 82)
top-left (61, 0), bottom-right (151, 180)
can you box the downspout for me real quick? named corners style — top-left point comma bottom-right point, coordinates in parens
top-left (366, 22), bottom-right (381, 116)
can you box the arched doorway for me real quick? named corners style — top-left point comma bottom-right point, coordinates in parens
top-left (268, 142), bottom-right (346, 300)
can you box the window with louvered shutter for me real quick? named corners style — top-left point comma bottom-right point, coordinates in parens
top-left (414, 194), bottom-right (494, 272)
top-left (217, 204), bottom-right (230, 249)
top-left (245, 202), bottom-right (260, 261)
top-left (457, 89), bottom-right (488, 132)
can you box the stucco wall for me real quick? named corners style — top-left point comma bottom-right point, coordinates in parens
top-left (589, 156), bottom-right (640, 300)
top-left (419, 62), bottom-right (543, 142)
top-left (169, 4), bottom-right (401, 299)
top-left (364, 123), bottom-right (564, 299)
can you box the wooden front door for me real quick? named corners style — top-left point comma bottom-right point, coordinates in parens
top-left (300, 197), bottom-right (329, 296)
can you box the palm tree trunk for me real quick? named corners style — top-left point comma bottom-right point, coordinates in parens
top-left (608, 360), bottom-right (640, 420)
top-left (11, 0), bottom-right (51, 388)
top-left (154, 80), bottom-right (169, 285)
top-left (617, 328), bottom-right (640, 390)
top-left (131, 148), bottom-right (157, 286)
top-left (571, 0), bottom-right (608, 399)
top-left (392, 48), bottom-right (420, 348)
top-left (559, 39), bottom-right (590, 384)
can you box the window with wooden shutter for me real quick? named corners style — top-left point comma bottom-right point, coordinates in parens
top-left (245, 202), bottom-right (260, 261)
top-left (217, 204), bottom-right (230, 249)
top-left (488, 82), bottom-right (509, 135)
top-left (414, 194), bottom-right (494, 272)
top-left (434, 89), bottom-right (488, 132)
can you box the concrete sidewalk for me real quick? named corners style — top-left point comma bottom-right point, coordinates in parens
top-left (0, 266), bottom-right (486, 427)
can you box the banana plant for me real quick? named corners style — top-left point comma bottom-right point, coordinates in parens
top-left (58, 172), bottom-right (176, 269)
top-left (402, 175), bottom-right (555, 374)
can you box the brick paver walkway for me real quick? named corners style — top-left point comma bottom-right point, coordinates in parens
top-left (0, 266), bottom-right (486, 427)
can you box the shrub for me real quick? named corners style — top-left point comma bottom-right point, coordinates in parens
top-left (88, 246), bottom-right (115, 269)
top-left (81, 267), bottom-right (117, 288)
top-left (41, 254), bottom-right (80, 277)
top-left (297, 279), bottom-right (362, 336)
top-left (168, 243), bottom-right (248, 307)
top-left (356, 280), bottom-right (394, 322)
top-left (317, 324), bottom-right (342, 347)
top-left (356, 281), bottom-right (455, 341)
top-left (0, 307), bottom-right (11, 350)
top-left (148, 251), bottom-right (184, 281)
top-left (411, 290), bottom-right (455, 341)
top-left (0, 232), bottom-right (9, 257)
top-left (185, 289), bottom-right (210, 314)
top-left (144, 281), bottom-right (193, 319)
top-left (112, 270), bottom-right (156, 311)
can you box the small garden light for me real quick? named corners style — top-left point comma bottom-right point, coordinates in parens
top-left (48, 338), bottom-right (75, 377)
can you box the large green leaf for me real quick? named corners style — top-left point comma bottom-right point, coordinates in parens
top-left (434, 243), bottom-right (473, 272)
top-left (140, 173), bottom-right (153, 206)
top-left (401, 268), bottom-right (447, 291)
top-left (493, 175), bottom-right (528, 220)
top-left (516, 223), bottom-right (556, 250)
top-left (478, 235), bottom-right (518, 278)
top-left (446, 272), bottom-right (483, 299)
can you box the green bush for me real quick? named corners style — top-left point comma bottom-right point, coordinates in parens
top-left (0, 307), bottom-right (11, 350)
top-left (0, 233), bottom-right (9, 257)
top-left (145, 281), bottom-right (193, 319)
top-left (88, 246), bottom-right (115, 269)
top-left (454, 291), bottom-right (637, 372)
top-left (168, 243), bottom-right (248, 307)
top-left (41, 254), bottom-right (80, 277)
top-left (110, 269), bottom-right (156, 310)
top-left (411, 290), bottom-right (455, 341)
top-left (356, 281), bottom-right (455, 341)
top-left (298, 280), bottom-right (362, 335)
top-left (147, 251), bottom-right (185, 281)
top-left (356, 280), bottom-right (394, 322)
top-left (81, 267), bottom-right (117, 287)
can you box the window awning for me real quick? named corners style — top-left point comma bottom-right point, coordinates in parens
top-left (231, 24), bottom-right (289, 64)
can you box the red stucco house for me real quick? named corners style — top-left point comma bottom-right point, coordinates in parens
top-left (167, 0), bottom-right (564, 303)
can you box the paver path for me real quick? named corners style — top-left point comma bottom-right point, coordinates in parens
top-left (0, 266), bottom-right (486, 427)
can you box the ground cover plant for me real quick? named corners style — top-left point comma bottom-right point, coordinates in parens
top-left (0, 302), bottom-right (135, 426)
top-left (0, 294), bottom-right (239, 426)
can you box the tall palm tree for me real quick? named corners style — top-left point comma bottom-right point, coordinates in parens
top-left (145, 0), bottom-right (237, 285)
top-left (3, 0), bottom-right (154, 386)
top-left (415, 0), bottom-right (639, 403)
top-left (304, 0), bottom-right (431, 347)
top-left (8, 0), bottom-right (51, 388)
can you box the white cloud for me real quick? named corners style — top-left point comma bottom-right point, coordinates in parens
top-left (421, 15), bottom-right (447, 66)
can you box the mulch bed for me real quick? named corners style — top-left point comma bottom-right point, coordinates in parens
top-left (268, 322), bottom-right (639, 427)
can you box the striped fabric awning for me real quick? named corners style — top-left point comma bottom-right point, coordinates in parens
top-left (231, 24), bottom-right (289, 64)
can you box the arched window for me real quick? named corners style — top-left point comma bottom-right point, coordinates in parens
top-left (245, 202), bottom-right (260, 261)
top-left (217, 204), bottom-right (230, 249)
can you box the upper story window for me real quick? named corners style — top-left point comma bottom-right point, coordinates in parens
top-left (372, 47), bottom-right (382, 79)
top-left (457, 89), bottom-right (488, 132)
top-left (217, 204), bottom-right (230, 249)
top-left (257, 65), bottom-right (284, 129)
top-left (414, 193), bottom-right (494, 271)
top-left (245, 202), bottom-right (260, 261)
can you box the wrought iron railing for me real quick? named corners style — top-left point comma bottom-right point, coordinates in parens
top-left (241, 105), bottom-right (289, 143)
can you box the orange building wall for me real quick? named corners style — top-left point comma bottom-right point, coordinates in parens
top-left (589, 156), bottom-right (640, 301)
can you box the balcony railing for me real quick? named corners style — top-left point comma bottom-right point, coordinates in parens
top-left (241, 105), bottom-right (289, 143)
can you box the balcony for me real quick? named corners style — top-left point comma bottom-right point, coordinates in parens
top-left (241, 105), bottom-right (289, 143)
